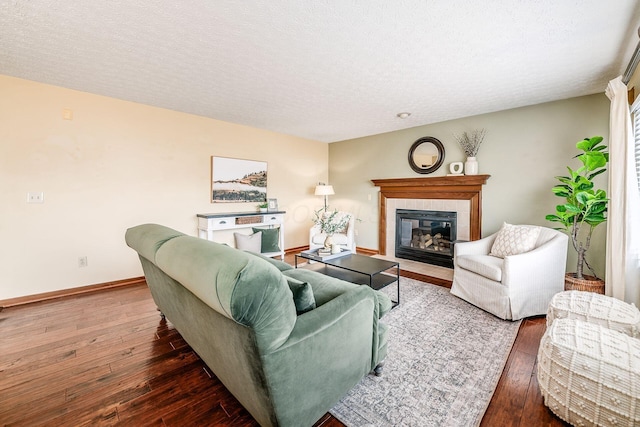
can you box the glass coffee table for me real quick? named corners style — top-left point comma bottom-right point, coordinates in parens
top-left (295, 251), bottom-right (400, 308)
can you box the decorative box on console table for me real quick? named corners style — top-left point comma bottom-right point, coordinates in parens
top-left (197, 211), bottom-right (286, 259)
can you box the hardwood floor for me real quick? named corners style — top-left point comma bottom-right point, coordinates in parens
top-left (0, 257), bottom-right (568, 426)
top-left (479, 317), bottom-right (568, 427)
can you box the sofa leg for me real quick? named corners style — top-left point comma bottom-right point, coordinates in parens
top-left (373, 361), bottom-right (385, 376)
top-left (157, 308), bottom-right (165, 320)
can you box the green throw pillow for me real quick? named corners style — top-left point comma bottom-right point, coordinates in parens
top-left (252, 227), bottom-right (281, 253)
top-left (285, 277), bottom-right (316, 315)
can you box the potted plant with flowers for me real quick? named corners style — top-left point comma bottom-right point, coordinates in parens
top-left (312, 208), bottom-right (351, 250)
top-left (545, 136), bottom-right (608, 293)
top-left (257, 201), bottom-right (269, 212)
top-left (454, 129), bottom-right (486, 175)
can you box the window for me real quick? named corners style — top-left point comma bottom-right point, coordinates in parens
top-left (632, 97), bottom-right (640, 190)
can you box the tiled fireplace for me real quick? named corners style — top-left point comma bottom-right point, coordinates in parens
top-left (394, 207), bottom-right (460, 268)
top-left (372, 175), bottom-right (490, 267)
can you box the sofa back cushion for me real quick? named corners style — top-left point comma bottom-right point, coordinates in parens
top-left (125, 223), bottom-right (186, 262)
top-left (126, 224), bottom-right (297, 352)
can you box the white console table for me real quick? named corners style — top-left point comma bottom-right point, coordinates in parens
top-left (197, 211), bottom-right (286, 259)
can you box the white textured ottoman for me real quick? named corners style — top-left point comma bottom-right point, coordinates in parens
top-left (537, 318), bottom-right (640, 426)
top-left (547, 291), bottom-right (640, 337)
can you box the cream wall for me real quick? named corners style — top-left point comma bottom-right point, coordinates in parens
top-left (329, 94), bottom-right (610, 277)
top-left (1, 75), bottom-right (612, 300)
top-left (0, 75), bottom-right (328, 300)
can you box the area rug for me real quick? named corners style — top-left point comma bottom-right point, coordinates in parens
top-left (329, 277), bottom-right (522, 427)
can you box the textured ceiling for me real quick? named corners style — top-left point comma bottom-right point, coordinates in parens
top-left (1, 1), bottom-right (639, 142)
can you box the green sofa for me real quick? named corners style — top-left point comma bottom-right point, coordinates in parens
top-left (125, 224), bottom-right (391, 427)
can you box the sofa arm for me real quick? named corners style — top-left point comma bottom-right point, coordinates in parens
top-left (454, 232), bottom-right (498, 257)
top-left (283, 282), bottom-right (390, 364)
top-left (503, 233), bottom-right (568, 286)
top-left (271, 285), bottom-right (379, 352)
top-left (501, 234), bottom-right (568, 318)
top-left (261, 285), bottom-right (384, 426)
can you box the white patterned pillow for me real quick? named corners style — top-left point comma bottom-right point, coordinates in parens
top-left (490, 223), bottom-right (541, 258)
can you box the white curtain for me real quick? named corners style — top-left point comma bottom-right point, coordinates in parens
top-left (605, 76), bottom-right (640, 306)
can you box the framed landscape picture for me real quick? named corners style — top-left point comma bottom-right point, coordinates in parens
top-left (211, 156), bottom-right (267, 203)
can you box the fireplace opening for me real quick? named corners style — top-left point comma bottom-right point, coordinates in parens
top-left (395, 209), bottom-right (457, 268)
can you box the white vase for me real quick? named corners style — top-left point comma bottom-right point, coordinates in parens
top-left (464, 157), bottom-right (479, 175)
top-left (449, 162), bottom-right (463, 175)
top-left (324, 234), bottom-right (334, 249)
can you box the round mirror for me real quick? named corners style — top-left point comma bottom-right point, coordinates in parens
top-left (408, 136), bottom-right (445, 174)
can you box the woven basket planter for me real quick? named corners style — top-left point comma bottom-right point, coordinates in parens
top-left (564, 273), bottom-right (604, 294)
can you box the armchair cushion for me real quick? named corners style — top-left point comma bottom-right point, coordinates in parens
top-left (489, 222), bottom-right (541, 258)
top-left (456, 254), bottom-right (503, 282)
top-left (285, 276), bottom-right (316, 314)
top-left (252, 227), bottom-right (281, 253)
top-left (234, 231), bottom-right (262, 252)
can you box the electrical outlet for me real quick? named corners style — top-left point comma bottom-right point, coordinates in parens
top-left (78, 256), bottom-right (88, 268)
top-left (27, 192), bottom-right (44, 203)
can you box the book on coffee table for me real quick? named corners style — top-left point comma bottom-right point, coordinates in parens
top-left (301, 248), bottom-right (351, 261)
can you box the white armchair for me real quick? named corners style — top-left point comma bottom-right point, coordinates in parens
top-left (309, 211), bottom-right (356, 252)
top-left (450, 225), bottom-right (568, 320)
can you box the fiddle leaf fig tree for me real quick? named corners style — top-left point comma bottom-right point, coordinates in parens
top-left (545, 136), bottom-right (608, 280)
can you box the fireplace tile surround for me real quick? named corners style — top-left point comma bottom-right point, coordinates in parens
top-left (372, 175), bottom-right (490, 264)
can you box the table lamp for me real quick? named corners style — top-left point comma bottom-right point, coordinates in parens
top-left (314, 183), bottom-right (335, 210)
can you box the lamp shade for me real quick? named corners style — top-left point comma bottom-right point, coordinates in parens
top-left (314, 185), bottom-right (335, 196)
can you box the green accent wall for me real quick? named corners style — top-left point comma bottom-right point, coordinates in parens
top-left (329, 94), bottom-right (610, 278)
